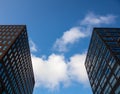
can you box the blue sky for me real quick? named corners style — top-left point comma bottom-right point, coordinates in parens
top-left (0, 0), bottom-right (120, 94)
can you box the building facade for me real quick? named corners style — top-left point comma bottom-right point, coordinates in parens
top-left (85, 28), bottom-right (120, 94)
top-left (0, 25), bottom-right (35, 94)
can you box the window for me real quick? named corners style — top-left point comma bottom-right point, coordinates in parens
top-left (6, 64), bottom-right (10, 70)
top-left (105, 67), bottom-right (111, 77)
top-left (9, 53), bottom-right (13, 59)
top-left (103, 83), bottom-right (110, 94)
top-left (8, 49), bottom-right (12, 54)
top-left (8, 41), bottom-right (11, 45)
top-left (7, 36), bottom-right (11, 39)
top-left (103, 37), bottom-right (113, 41)
top-left (115, 65), bottom-right (120, 78)
top-left (105, 50), bottom-right (110, 60)
top-left (12, 36), bottom-right (15, 39)
top-left (110, 75), bottom-right (116, 87)
top-left (2, 91), bottom-right (6, 94)
top-left (3, 55), bottom-right (7, 61)
top-left (115, 65), bottom-right (120, 75)
top-left (109, 57), bottom-right (116, 68)
top-left (0, 52), bottom-right (2, 55)
top-left (11, 32), bottom-right (14, 35)
top-left (115, 86), bottom-right (120, 94)
top-left (13, 48), bottom-right (16, 52)
top-left (15, 32), bottom-right (18, 35)
top-left (2, 36), bottom-right (6, 39)
top-left (0, 63), bottom-right (2, 68)
top-left (5, 60), bottom-right (8, 66)
top-left (2, 40), bottom-right (7, 44)
top-left (112, 47), bottom-right (120, 53)
top-left (1, 72), bottom-right (5, 79)
top-left (3, 46), bottom-right (8, 50)
top-left (11, 58), bottom-right (14, 62)
top-left (3, 76), bottom-right (7, 83)
top-left (7, 32), bottom-right (10, 35)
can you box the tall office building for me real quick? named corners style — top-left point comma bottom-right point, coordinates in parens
top-left (85, 28), bottom-right (120, 94)
top-left (0, 25), bottom-right (35, 94)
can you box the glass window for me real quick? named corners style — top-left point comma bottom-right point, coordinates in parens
top-left (115, 86), bottom-right (120, 94)
top-left (13, 48), bottom-right (16, 52)
top-left (7, 36), bottom-right (11, 39)
top-left (0, 68), bottom-right (3, 75)
top-left (112, 47), bottom-right (120, 53)
top-left (0, 52), bottom-right (2, 55)
top-left (5, 60), bottom-right (8, 66)
top-left (7, 32), bottom-right (10, 35)
top-left (2, 40), bottom-right (7, 44)
top-left (2, 91), bottom-right (6, 94)
top-left (115, 65), bottom-right (120, 76)
top-left (11, 58), bottom-right (14, 62)
top-left (0, 46), bottom-right (2, 49)
top-left (116, 68), bottom-right (120, 78)
top-left (2, 36), bottom-right (6, 39)
top-left (6, 64), bottom-right (10, 70)
top-left (107, 87), bottom-right (111, 94)
top-left (8, 49), bottom-right (12, 54)
top-left (105, 50), bottom-right (110, 60)
top-left (105, 67), bottom-right (111, 77)
top-left (110, 75), bottom-right (116, 87)
top-left (3, 55), bottom-right (7, 61)
top-left (3, 76), bottom-right (7, 83)
top-left (11, 32), bottom-right (14, 35)
top-left (9, 53), bottom-right (13, 59)
top-left (12, 36), bottom-right (15, 39)
top-left (1, 72), bottom-right (5, 79)
top-left (107, 41), bottom-right (118, 46)
top-left (103, 83), bottom-right (110, 94)
top-left (0, 63), bottom-right (2, 68)
top-left (3, 46), bottom-right (8, 50)
top-left (15, 32), bottom-right (18, 35)
top-left (8, 41), bottom-right (11, 45)
top-left (103, 37), bottom-right (113, 41)
top-left (109, 57), bottom-right (116, 68)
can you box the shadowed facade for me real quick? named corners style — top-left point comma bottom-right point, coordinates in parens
top-left (0, 25), bottom-right (35, 94)
top-left (85, 28), bottom-right (120, 94)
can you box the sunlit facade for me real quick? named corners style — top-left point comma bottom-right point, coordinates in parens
top-left (0, 25), bottom-right (35, 94)
top-left (85, 28), bottom-right (120, 94)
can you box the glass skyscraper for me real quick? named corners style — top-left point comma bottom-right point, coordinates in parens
top-left (85, 28), bottom-right (120, 94)
top-left (0, 25), bottom-right (35, 94)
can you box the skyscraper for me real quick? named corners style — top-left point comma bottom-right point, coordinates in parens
top-left (85, 28), bottom-right (120, 94)
top-left (0, 25), bottom-right (35, 94)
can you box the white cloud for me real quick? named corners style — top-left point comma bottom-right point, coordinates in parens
top-left (53, 13), bottom-right (117, 52)
top-left (29, 40), bottom-right (37, 52)
top-left (68, 53), bottom-right (88, 85)
top-left (31, 53), bottom-right (89, 90)
top-left (32, 54), bottom-right (69, 90)
top-left (80, 13), bottom-right (117, 25)
top-left (53, 27), bottom-right (87, 52)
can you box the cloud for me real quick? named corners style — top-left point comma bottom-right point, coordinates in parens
top-left (53, 13), bottom-right (117, 52)
top-left (32, 54), bottom-right (69, 90)
top-left (31, 53), bottom-right (89, 90)
top-left (53, 27), bottom-right (87, 52)
top-left (68, 53), bottom-right (88, 85)
top-left (29, 40), bottom-right (38, 52)
top-left (80, 13), bottom-right (117, 25)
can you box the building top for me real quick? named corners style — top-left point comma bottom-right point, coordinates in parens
top-left (0, 25), bottom-right (26, 59)
top-left (93, 28), bottom-right (120, 61)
